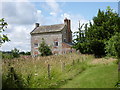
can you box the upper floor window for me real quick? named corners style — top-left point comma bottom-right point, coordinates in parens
top-left (34, 43), bottom-right (38, 47)
top-left (64, 38), bottom-right (66, 42)
top-left (54, 41), bottom-right (58, 47)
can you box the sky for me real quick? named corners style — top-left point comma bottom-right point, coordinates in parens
top-left (0, 0), bottom-right (119, 52)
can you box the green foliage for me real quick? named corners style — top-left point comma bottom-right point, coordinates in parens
top-left (105, 33), bottom-right (120, 58)
top-left (90, 40), bottom-right (105, 57)
top-left (2, 66), bottom-right (26, 88)
top-left (19, 51), bottom-right (25, 55)
top-left (0, 18), bottom-right (10, 46)
top-left (38, 39), bottom-right (52, 56)
top-left (115, 42), bottom-right (120, 59)
top-left (11, 48), bottom-right (20, 58)
top-left (73, 42), bottom-right (92, 54)
top-left (25, 52), bottom-right (31, 55)
top-left (2, 53), bottom-right (14, 59)
top-left (2, 50), bottom-right (31, 59)
top-left (73, 21), bottom-right (85, 44)
top-left (73, 6), bottom-right (120, 57)
top-left (19, 51), bottom-right (31, 55)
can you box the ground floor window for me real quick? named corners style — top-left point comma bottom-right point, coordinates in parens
top-left (34, 43), bottom-right (38, 47)
top-left (54, 41), bottom-right (58, 46)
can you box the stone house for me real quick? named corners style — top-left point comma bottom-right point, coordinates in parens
top-left (30, 18), bottom-right (75, 56)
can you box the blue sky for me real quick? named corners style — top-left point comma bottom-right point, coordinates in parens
top-left (1, 1), bottom-right (119, 51)
top-left (32, 2), bottom-right (118, 22)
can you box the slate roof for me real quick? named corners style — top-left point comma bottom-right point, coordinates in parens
top-left (62, 42), bottom-right (74, 47)
top-left (30, 24), bottom-right (65, 34)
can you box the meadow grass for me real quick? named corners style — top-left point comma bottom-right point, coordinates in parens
top-left (2, 53), bottom-right (118, 88)
top-left (61, 64), bottom-right (118, 88)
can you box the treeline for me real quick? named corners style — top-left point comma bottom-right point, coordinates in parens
top-left (2, 48), bottom-right (31, 59)
top-left (73, 6), bottom-right (120, 58)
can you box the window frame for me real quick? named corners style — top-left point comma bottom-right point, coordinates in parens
top-left (34, 43), bottom-right (38, 48)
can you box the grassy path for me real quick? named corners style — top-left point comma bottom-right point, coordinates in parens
top-left (61, 64), bottom-right (118, 88)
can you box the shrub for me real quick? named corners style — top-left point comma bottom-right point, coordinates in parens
top-left (2, 66), bottom-right (26, 88)
top-left (38, 39), bottom-right (52, 56)
top-left (90, 40), bottom-right (105, 58)
top-left (73, 42), bottom-right (92, 54)
top-left (2, 53), bottom-right (13, 59)
top-left (105, 33), bottom-right (120, 58)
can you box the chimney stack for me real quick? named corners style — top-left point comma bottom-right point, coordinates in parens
top-left (35, 23), bottom-right (39, 28)
top-left (64, 18), bottom-right (72, 43)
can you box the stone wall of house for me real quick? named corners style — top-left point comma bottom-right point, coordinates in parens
top-left (31, 32), bottom-right (63, 56)
top-left (62, 43), bottom-right (76, 54)
top-left (61, 25), bottom-right (67, 42)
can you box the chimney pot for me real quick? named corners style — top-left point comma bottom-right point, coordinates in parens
top-left (35, 23), bottom-right (39, 28)
top-left (64, 18), bottom-right (68, 25)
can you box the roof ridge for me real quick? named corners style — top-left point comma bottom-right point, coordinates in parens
top-left (30, 23), bottom-right (66, 34)
top-left (40, 23), bottom-right (65, 27)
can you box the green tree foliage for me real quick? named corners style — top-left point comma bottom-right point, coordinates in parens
top-left (73, 21), bottom-right (91, 54)
top-left (87, 7), bottom-right (120, 40)
top-left (25, 52), bottom-right (31, 55)
top-left (73, 6), bottom-right (120, 57)
top-left (0, 18), bottom-right (10, 46)
top-left (105, 33), bottom-right (120, 58)
top-left (19, 51), bottom-right (25, 55)
top-left (19, 51), bottom-right (31, 55)
top-left (11, 48), bottom-right (20, 58)
top-left (38, 39), bottom-right (52, 56)
top-left (73, 21), bottom-right (85, 44)
top-left (2, 51), bottom-right (31, 59)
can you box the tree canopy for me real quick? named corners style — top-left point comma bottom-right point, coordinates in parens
top-left (73, 6), bottom-right (120, 57)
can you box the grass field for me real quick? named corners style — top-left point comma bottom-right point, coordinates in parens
top-left (61, 64), bottom-right (118, 88)
top-left (2, 53), bottom-right (118, 88)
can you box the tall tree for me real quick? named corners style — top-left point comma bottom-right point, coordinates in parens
top-left (73, 6), bottom-right (120, 57)
top-left (74, 21), bottom-right (84, 43)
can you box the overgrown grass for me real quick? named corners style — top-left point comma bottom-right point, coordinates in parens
top-left (2, 53), bottom-right (118, 88)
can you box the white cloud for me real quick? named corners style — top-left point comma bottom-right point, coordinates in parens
top-left (1, 1), bottom-right (41, 51)
top-left (2, 2), bottom-right (37, 25)
top-left (36, 10), bottom-right (45, 25)
top-left (2, 25), bottom-right (33, 52)
top-left (61, 13), bottom-right (70, 20)
top-left (60, 13), bottom-right (90, 33)
top-left (50, 12), bottom-right (57, 16)
top-left (45, 0), bottom-right (61, 16)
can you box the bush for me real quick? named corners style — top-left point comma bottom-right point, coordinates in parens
top-left (2, 66), bottom-right (26, 88)
top-left (2, 53), bottom-right (13, 59)
top-left (90, 40), bottom-right (105, 58)
top-left (73, 42), bottom-right (92, 54)
top-left (105, 33), bottom-right (120, 58)
top-left (38, 39), bottom-right (52, 56)
top-left (115, 42), bottom-right (120, 59)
